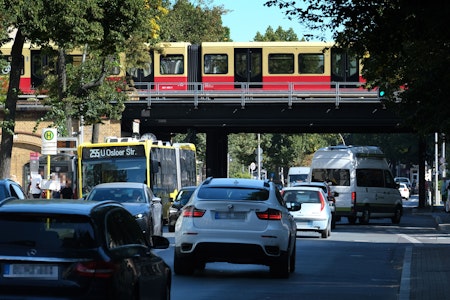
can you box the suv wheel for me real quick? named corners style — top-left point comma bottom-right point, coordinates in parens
top-left (174, 248), bottom-right (195, 275)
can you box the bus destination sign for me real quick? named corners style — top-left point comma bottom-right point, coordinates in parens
top-left (82, 145), bottom-right (146, 160)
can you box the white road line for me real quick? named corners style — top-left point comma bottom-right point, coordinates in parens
top-left (397, 233), bottom-right (423, 245)
top-left (399, 246), bottom-right (412, 300)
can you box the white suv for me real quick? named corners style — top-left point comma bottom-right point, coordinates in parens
top-left (174, 177), bottom-right (297, 278)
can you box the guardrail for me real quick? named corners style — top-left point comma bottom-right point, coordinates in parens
top-left (127, 81), bottom-right (380, 108)
top-left (13, 81), bottom-right (381, 109)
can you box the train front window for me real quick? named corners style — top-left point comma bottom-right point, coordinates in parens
top-left (160, 54), bottom-right (184, 74)
top-left (204, 54), bottom-right (228, 74)
top-left (268, 54), bottom-right (294, 74)
top-left (299, 53), bottom-right (324, 74)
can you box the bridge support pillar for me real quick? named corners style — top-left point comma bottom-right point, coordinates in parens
top-left (206, 130), bottom-right (228, 178)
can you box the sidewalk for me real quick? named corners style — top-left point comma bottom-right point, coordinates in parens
top-left (404, 205), bottom-right (450, 300)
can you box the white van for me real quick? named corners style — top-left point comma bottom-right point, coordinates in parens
top-left (309, 145), bottom-right (402, 224)
top-left (287, 166), bottom-right (310, 187)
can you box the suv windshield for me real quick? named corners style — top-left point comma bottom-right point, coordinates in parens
top-left (197, 187), bottom-right (269, 201)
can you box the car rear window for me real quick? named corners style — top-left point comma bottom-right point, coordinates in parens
top-left (0, 214), bottom-right (96, 250)
top-left (197, 187), bottom-right (269, 201)
top-left (284, 190), bottom-right (320, 204)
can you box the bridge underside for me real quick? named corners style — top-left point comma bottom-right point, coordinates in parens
top-left (122, 100), bottom-right (410, 178)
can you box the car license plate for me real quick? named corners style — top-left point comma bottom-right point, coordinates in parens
top-left (3, 264), bottom-right (59, 280)
top-left (215, 212), bottom-right (246, 220)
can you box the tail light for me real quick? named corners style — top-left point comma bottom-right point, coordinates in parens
top-left (182, 206), bottom-right (205, 218)
top-left (256, 208), bottom-right (282, 220)
top-left (75, 261), bottom-right (116, 278)
top-left (318, 192), bottom-right (326, 211)
top-left (351, 191), bottom-right (356, 212)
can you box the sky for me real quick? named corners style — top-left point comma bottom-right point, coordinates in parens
top-left (212, 0), bottom-right (332, 42)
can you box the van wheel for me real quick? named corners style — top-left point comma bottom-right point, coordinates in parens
top-left (391, 205), bottom-right (402, 224)
top-left (359, 207), bottom-right (370, 224)
top-left (348, 216), bottom-right (357, 224)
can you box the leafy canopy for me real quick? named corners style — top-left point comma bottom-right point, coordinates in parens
top-left (264, 0), bottom-right (450, 135)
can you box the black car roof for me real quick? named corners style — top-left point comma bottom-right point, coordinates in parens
top-left (0, 198), bottom-right (122, 215)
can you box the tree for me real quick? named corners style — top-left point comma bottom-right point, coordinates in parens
top-left (0, 0), bottom-right (166, 178)
top-left (264, 0), bottom-right (450, 135)
top-left (254, 25), bottom-right (299, 41)
top-left (159, 0), bottom-right (230, 43)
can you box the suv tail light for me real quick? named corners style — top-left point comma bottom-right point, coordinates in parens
top-left (256, 208), bottom-right (282, 220)
top-left (75, 261), bottom-right (116, 278)
top-left (182, 206), bottom-right (205, 218)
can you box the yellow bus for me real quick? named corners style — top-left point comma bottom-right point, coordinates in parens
top-left (77, 138), bottom-right (197, 219)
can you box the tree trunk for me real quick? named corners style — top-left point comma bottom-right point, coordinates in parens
top-left (91, 123), bottom-right (100, 143)
top-left (0, 29), bottom-right (25, 179)
top-left (57, 49), bottom-right (72, 136)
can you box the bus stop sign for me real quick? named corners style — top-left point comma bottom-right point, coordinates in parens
top-left (41, 128), bottom-right (57, 155)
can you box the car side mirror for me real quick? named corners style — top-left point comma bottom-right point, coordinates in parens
top-left (152, 197), bottom-right (162, 203)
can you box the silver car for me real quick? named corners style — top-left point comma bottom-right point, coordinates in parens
top-left (283, 186), bottom-right (332, 238)
top-left (174, 177), bottom-right (297, 278)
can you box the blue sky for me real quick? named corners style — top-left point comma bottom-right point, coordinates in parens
top-left (212, 0), bottom-right (331, 42)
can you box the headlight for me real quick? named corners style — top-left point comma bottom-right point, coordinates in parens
top-left (169, 207), bottom-right (178, 214)
top-left (135, 213), bottom-right (144, 219)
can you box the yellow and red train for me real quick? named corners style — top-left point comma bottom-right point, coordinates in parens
top-left (1, 41), bottom-right (365, 94)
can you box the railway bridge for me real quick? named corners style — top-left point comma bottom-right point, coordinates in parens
top-left (120, 83), bottom-right (410, 178)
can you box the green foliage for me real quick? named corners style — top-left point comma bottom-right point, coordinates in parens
top-left (159, 0), bottom-right (230, 43)
top-left (254, 25), bottom-right (299, 41)
top-left (264, 0), bottom-right (450, 135)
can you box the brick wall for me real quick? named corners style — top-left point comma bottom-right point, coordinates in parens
top-left (1, 111), bottom-right (121, 188)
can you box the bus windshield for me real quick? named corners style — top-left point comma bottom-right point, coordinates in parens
top-left (81, 157), bottom-right (147, 195)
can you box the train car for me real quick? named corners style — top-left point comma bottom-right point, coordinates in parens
top-left (127, 42), bottom-right (191, 91)
top-left (2, 41), bottom-right (365, 95)
top-left (1, 41), bottom-right (121, 95)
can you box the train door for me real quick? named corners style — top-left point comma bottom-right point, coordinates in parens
top-left (126, 51), bottom-right (154, 90)
top-left (330, 48), bottom-right (359, 87)
top-left (30, 50), bottom-right (51, 89)
top-left (234, 48), bottom-right (262, 88)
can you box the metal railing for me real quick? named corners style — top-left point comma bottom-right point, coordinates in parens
top-left (126, 81), bottom-right (380, 108)
top-left (12, 81), bottom-right (381, 109)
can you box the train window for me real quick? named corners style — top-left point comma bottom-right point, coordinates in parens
top-left (204, 54), bottom-right (228, 74)
top-left (298, 53), bottom-right (324, 74)
top-left (268, 54), bottom-right (294, 74)
top-left (1, 55), bottom-right (24, 75)
top-left (160, 54), bottom-right (184, 75)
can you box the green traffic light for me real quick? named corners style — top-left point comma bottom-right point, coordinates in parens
top-left (379, 90), bottom-right (385, 97)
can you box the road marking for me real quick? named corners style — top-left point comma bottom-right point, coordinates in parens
top-left (399, 246), bottom-right (412, 300)
top-left (397, 233), bottom-right (423, 245)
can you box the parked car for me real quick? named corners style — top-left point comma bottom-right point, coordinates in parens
top-left (0, 178), bottom-right (27, 200)
top-left (84, 182), bottom-right (163, 237)
top-left (291, 181), bottom-right (337, 229)
top-left (398, 182), bottom-right (410, 200)
top-left (0, 198), bottom-right (171, 300)
top-left (168, 186), bottom-right (197, 232)
top-left (282, 186), bottom-right (332, 238)
top-left (174, 177), bottom-right (297, 278)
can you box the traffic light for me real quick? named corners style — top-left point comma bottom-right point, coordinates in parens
top-left (378, 86), bottom-right (386, 99)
